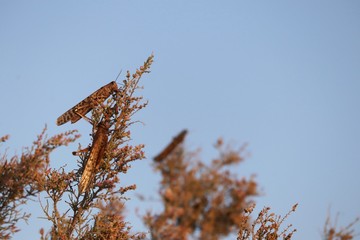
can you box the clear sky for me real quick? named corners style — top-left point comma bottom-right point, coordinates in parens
top-left (1, 1), bottom-right (359, 239)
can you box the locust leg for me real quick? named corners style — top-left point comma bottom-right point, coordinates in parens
top-left (72, 147), bottom-right (91, 156)
top-left (74, 109), bottom-right (93, 124)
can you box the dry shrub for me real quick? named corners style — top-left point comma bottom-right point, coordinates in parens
top-left (145, 131), bottom-right (258, 240)
top-left (39, 55), bottom-right (153, 239)
top-left (323, 212), bottom-right (359, 240)
top-left (1, 55), bottom-right (358, 240)
top-left (237, 204), bottom-right (297, 240)
top-left (0, 129), bottom-right (79, 239)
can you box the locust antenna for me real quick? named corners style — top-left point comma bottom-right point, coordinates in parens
top-left (115, 69), bottom-right (122, 83)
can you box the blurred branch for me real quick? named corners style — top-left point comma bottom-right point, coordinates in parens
top-left (323, 211), bottom-right (360, 240)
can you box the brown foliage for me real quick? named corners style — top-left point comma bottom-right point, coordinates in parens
top-left (78, 199), bottom-right (146, 240)
top-left (145, 132), bottom-right (258, 239)
top-left (1, 54), bottom-right (359, 240)
top-left (0, 55), bottom-right (153, 240)
top-left (237, 204), bottom-right (297, 240)
top-left (39, 55), bottom-right (154, 239)
top-left (323, 212), bottom-right (359, 240)
top-left (0, 128), bottom-right (79, 239)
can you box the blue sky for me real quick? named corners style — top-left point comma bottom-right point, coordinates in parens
top-left (1, 1), bottom-right (359, 239)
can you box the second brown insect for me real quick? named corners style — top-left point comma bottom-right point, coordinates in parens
top-left (78, 120), bottom-right (110, 193)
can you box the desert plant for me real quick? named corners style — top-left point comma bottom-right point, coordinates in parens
top-left (38, 54), bottom-right (153, 239)
top-left (145, 131), bottom-right (258, 240)
top-left (0, 129), bottom-right (79, 239)
top-left (323, 212), bottom-right (359, 240)
top-left (237, 204), bottom-right (297, 240)
top-left (1, 55), bottom-right (359, 240)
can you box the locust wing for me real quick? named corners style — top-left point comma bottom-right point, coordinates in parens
top-left (56, 81), bottom-right (118, 126)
